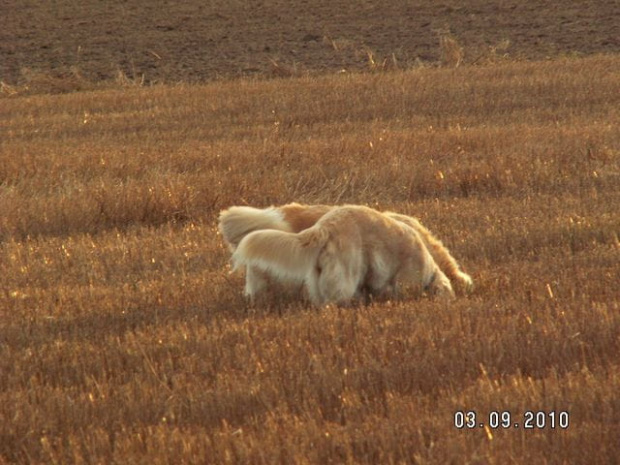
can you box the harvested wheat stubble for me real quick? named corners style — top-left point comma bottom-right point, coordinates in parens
top-left (1, 54), bottom-right (619, 463)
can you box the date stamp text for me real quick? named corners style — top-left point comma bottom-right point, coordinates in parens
top-left (454, 410), bottom-right (569, 430)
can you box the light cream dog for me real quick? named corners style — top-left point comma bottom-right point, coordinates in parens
top-left (218, 203), bottom-right (473, 300)
top-left (229, 205), bottom-right (456, 306)
top-left (381, 211), bottom-right (473, 293)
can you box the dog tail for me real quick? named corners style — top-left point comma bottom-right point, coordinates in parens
top-left (384, 212), bottom-right (473, 292)
top-left (231, 225), bottom-right (330, 282)
top-left (218, 206), bottom-right (291, 251)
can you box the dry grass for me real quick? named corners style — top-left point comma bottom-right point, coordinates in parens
top-left (439, 35), bottom-right (464, 68)
top-left (1, 55), bottom-right (619, 464)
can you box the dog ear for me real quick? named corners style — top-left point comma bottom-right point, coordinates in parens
top-left (428, 271), bottom-right (455, 300)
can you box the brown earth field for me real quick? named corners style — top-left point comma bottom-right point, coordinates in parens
top-left (2, 0), bottom-right (620, 86)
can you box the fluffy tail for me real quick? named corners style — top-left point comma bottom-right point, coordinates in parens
top-left (231, 226), bottom-right (330, 283)
top-left (384, 212), bottom-right (473, 293)
top-left (218, 206), bottom-right (291, 251)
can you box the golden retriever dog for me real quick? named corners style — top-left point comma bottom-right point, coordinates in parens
top-left (230, 205), bottom-right (455, 306)
top-left (218, 203), bottom-right (473, 299)
top-left (381, 211), bottom-right (473, 293)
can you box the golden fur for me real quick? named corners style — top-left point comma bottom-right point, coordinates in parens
top-left (218, 203), bottom-right (331, 251)
top-left (218, 202), bottom-right (473, 300)
top-left (230, 205), bottom-right (455, 306)
top-left (382, 212), bottom-right (473, 293)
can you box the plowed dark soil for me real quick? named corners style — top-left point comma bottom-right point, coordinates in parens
top-left (2, 0), bottom-right (619, 85)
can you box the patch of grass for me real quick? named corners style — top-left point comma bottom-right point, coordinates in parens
top-left (1, 55), bottom-right (619, 463)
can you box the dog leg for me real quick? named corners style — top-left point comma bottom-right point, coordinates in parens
top-left (305, 267), bottom-right (324, 306)
top-left (317, 265), bottom-right (360, 306)
top-left (314, 245), bottom-right (364, 306)
top-left (244, 266), bottom-right (269, 302)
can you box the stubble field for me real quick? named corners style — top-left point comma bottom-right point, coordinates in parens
top-left (2, 1), bottom-right (620, 462)
top-left (2, 54), bottom-right (619, 463)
